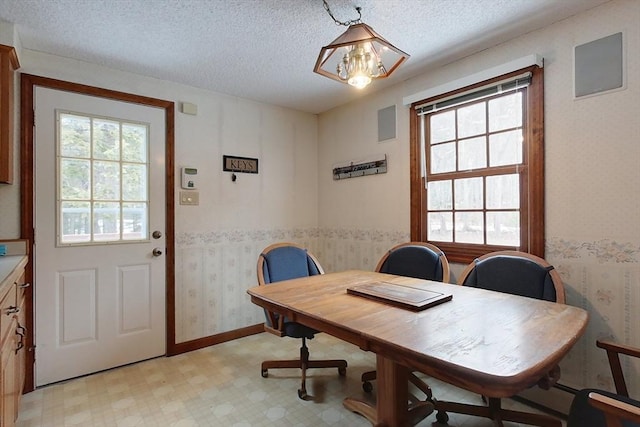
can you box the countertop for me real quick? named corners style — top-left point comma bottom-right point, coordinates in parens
top-left (0, 240), bottom-right (28, 295)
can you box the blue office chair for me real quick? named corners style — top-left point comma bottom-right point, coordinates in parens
top-left (376, 241), bottom-right (450, 284)
top-left (434, 250), bottom-right (565, 426)
top-left (567, 340), bottom-right (640, 427)
top-left (257, 242), bottom-right (347, 400)
top-left (345, 242), bottom-right (449, 425)
top-left (361, 242), bottom-right (450, 393)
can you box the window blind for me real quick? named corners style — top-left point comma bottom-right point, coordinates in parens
top-left (416, 72), bottom-right (531, 115)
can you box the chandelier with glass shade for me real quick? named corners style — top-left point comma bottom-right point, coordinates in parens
top-left (313, 1), bottom-right (410, 89)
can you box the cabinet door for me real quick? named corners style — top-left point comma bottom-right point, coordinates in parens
top-left (16, 293), bottom-right (27, 413)
top-left (1, 324), bottom-right (17, 427)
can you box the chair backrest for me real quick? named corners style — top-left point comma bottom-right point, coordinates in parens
top-left (457, 250), bottom-right (565, 303)
top-left (256, 242), bottom-right (324, 333)
top-left (257, 242), bottom-right (324, 286)
top-left (376, 242), bottom-right (450, 283)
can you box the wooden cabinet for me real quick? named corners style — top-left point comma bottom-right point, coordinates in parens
top-left (1, 319), bottom-right (18, 427)
top-left (0, 241), bottom-right (28, 427)
top-left (0, 44), bottom-right (20, 184)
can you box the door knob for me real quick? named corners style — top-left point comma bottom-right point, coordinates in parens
top-left (152, 248), bottom-right (163, 257)
top-left (152, 230), bottom-right (162, 239)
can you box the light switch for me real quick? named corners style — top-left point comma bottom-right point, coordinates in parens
top-left (180, 191), bottom-right (199, 206)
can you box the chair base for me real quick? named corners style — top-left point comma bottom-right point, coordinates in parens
top-left (434, 397), bottom-right (561, 427)
top-left (261, 357), bottom-right (347, 400)
top-left (261, 359), bottom-right (348, 376)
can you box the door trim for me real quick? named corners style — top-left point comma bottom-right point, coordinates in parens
top-left (20, 74), bottom-right (176, 392)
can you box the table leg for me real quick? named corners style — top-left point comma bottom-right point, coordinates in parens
top-left (343, 354), bottom-right (410, 426)
top-left (376, 354), bottom-right (409, 427)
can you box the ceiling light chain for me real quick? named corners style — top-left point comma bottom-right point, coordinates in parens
top-left (322, 0), bottom-right (362, 26)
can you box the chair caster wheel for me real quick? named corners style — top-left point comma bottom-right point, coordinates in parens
top-left (298, 389), bottom-right (311, 400)
top-left (261, 369), bottom-right (268, 378)
top-left (338, 367), bottom-right (347, 376)
top-left (436, 410), bottom-right (449, 424)
top-left (363, 381), bottom-right (373, 393)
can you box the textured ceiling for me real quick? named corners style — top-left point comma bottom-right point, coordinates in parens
top-left (1, 0), bottom-right (610, 114)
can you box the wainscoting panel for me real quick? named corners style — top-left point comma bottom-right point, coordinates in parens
top-left (175, 228), bottom-right (322, 343)
top-left (547, 237), bottom-right (640, 397)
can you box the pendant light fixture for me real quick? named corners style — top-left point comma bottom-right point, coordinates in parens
top-left (313, 0), bottom-right (410, 89)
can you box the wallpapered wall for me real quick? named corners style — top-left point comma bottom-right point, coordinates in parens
top-left (548, 239), bottom-right (639, 393)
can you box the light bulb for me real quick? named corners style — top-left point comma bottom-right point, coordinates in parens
top-left (348, 73), bottom-right (371, 89)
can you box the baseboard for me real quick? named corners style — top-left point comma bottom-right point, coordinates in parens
top-left (515, 383), bottom-right (577, 418)
top-left (168, 323), bottom-right (264, 355)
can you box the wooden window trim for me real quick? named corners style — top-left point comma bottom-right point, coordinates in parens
top-left (410, 66), bottom-right (544, 264)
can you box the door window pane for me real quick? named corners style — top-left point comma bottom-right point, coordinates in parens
top-left (60, 201), bottom-right (91, 244)
top-left (122, 164), bottom-right (147, 201)
top-left (93, 161), bottom-right (120, 200)
top-left (57, 111), bottom-right (150, 245)
top-left (93, 119), bottom-right (120, 160)
top-left (122, 124), bottom-right (147, 163)
top-left (123, 203), bottom-right (147, 241)
top-left (93, 202), bottom-right (120, 241)
top-left (60, 158), bottom-right (90, 200)
top-left (59, 114), bottom-right (90, 158)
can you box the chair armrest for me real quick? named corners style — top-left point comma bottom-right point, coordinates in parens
top-left (264, 324), bottom-right (285, 337)
top-left (597, 340), bottom-right (640, 359)
top-left (597, 340), bottom-right (640, 397)
top-left (264, 313), bottom-right (285, 337)
top-left (588, 392), bottom-right (640, 426)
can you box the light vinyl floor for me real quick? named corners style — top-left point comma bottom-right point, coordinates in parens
top-left (17, 333), bottom-right (565, 427)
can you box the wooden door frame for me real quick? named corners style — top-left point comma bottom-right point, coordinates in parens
top-left (20, 74), bottom-right (177, 392)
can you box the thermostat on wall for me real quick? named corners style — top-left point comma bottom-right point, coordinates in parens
top-left (181, 167), bottom-right (198, 189)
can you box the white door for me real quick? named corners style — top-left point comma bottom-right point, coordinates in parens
top-left (34, 87), bottom-right (166, 386)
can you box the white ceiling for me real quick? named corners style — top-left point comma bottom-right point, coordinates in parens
top-left (1, 0), bottom-right (610, 114)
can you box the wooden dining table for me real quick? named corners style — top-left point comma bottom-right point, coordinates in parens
top-left (247, 270), bottom-right (589, 427)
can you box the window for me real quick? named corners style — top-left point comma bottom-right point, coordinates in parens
top-left (57, 111), bottom-right (150, 245)
top-left (410, 66), bottom-right (544, 263)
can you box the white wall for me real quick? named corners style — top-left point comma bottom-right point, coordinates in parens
top-left (4, 49), bottom-right (320, 343)
top-left (318, 0), bottom-right (640, 395)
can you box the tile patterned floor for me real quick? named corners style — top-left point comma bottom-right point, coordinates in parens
top-left (17, 333), bottom-right (565, 426)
